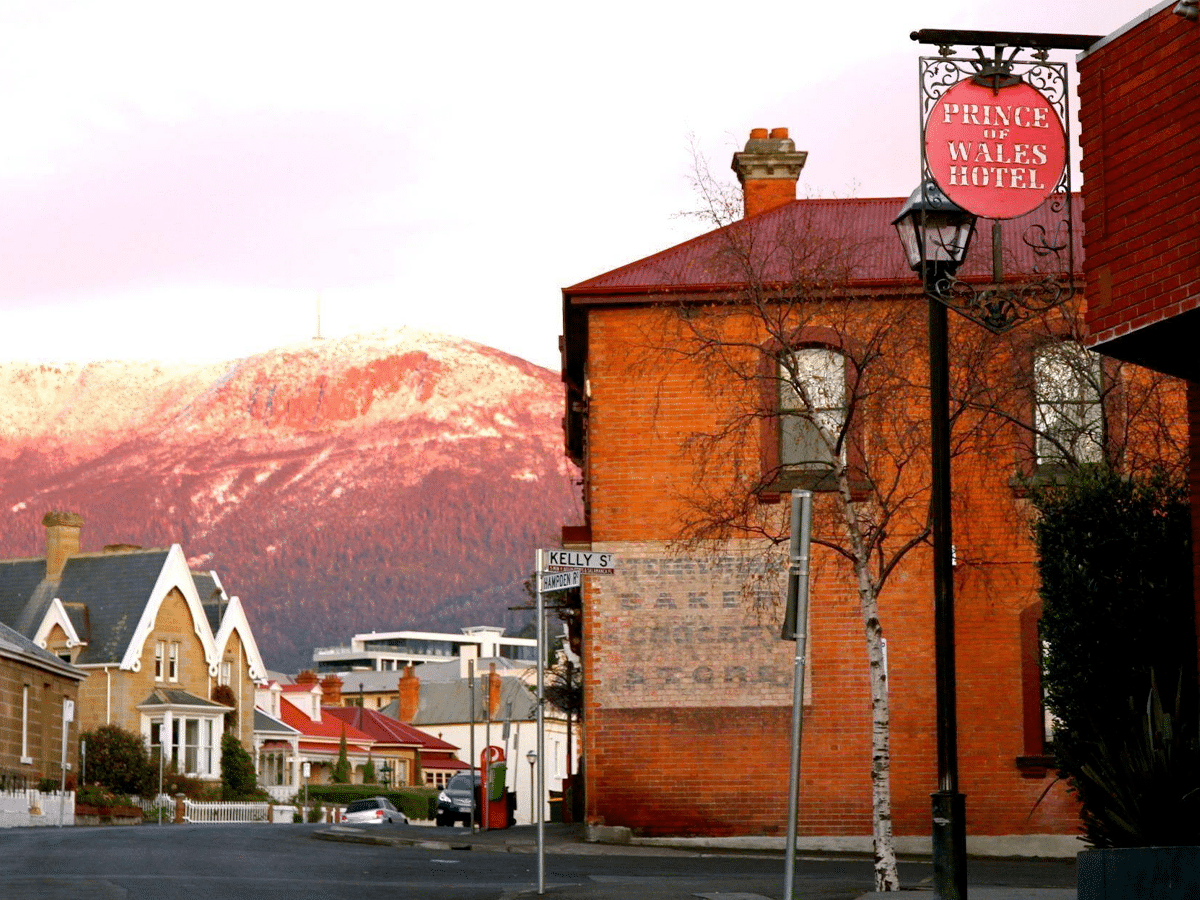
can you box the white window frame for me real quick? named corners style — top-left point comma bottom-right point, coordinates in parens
top-left (167, 642), bottom-right (180, 683)
top-left (154, 641), bottom-right (165, 681)
top-left (20, 685), bottom-right (32, 765)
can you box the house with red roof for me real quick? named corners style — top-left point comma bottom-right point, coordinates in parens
top-left (254, 670), bottom-right (462, 796)
top-left (559, 128), bottom-right (1184, 848)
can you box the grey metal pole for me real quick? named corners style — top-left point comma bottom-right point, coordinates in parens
top-left (468, 659), bottom-right (476, 833)
top-left (535, 549), bottom-right (546, 894)
top-left (783, 490), bottom-right (813, 900)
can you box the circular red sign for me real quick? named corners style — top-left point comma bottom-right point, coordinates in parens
top-left (924, 78), bottom-right (1066, 219)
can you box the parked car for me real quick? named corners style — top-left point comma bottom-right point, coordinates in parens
top-left (341, 796), bottom-right (407, 825)
top-left (436, 771), bottom-right (481, 826)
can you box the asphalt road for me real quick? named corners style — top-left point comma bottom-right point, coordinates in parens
top-left (0, 823), bottom-right (1077, 900)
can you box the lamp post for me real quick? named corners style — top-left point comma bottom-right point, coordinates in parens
top-left (893, 180), bottom-right (977, 900)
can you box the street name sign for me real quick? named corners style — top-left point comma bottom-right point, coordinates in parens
top-left (544, 549), bottom-right (615, 573)
top-left (538, 570), bottom-right (582, 592)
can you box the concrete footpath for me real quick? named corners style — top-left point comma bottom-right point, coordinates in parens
top-left (314, 821), bottom-right (1078, 900)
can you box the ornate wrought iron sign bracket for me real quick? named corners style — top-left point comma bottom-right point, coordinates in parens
top-left (913, 32), bottom-right (1093, 333)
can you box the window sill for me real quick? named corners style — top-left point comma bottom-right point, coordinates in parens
top-left (758, 471), bottom-right (869, 503)
top-left (1009, 464), bottom-right (1081, 498)
top-left (1015, 754), bottom-right (1056, 778)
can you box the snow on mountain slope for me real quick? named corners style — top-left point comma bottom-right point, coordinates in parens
top-left (0, 328), bottom-right (580, 670)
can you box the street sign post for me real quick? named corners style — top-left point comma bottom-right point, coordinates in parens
top-left (531, 548), bottom-right (615, 893)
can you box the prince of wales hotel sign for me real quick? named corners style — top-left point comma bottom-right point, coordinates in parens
top-left (916, 39), bottom-right (1076, 332)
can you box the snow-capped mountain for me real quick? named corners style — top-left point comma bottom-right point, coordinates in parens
top-left (0, 328), bottom-right (579, 671)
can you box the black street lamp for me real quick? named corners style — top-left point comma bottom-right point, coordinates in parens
top-left (894, 180), bottom-right (977, 900)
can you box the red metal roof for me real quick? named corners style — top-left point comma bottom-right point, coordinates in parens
top-left (296, 740), bottom-right (371, 756)
top-left (323, 705), bottom-right (458, 752)
top-left (565, 195), bottom-right (1083, 296)
top-left (278, 700), bottom-right (374, 742)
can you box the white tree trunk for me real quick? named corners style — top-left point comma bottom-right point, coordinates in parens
top-left (838, 473), bottom-right (901, 892)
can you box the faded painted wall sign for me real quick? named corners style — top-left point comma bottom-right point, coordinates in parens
top-left (592, 547), bottom-right (797, 710)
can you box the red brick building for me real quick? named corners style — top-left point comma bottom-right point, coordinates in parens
top-left (1078, 2), bottom-right (1200, 648)
top-left (560, 127), bottom-right (1184, 850)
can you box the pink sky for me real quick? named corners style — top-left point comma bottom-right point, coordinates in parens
top-left (0, 1), bottom-right (1158, 370)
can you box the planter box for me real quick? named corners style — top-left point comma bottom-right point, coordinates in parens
top-left (1078, 846), bottom-right (1200, 900)
top-left (74, 803), bottom-right (143, 826)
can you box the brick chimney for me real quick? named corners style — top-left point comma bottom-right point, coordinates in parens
top-left (294, 670), bottom-right (319, 687)
top-left (486, 663), bottom-right (501, 718)
top-left (43, 511), bottom-right (84, 579)
top-left (320, 674), bottom-right (343, 706)
top-left (731, 127), bottom-right (807, 219)
top-left (398, 665), bottom-right (420, 723)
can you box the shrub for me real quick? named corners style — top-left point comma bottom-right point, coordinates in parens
top-left (331, 729), bottom-right (351, 784)
top-left (79, 724), bottom-right (154, 797)
top-left (306, 801), bottom-right (324, 823)
top-left (220, 733), bottom-right (263, 800)
top-left (1031, 467), bottom-right (1200, 847)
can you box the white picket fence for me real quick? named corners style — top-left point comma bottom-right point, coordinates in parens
top-left (0, 789), bottom-right (74, 828)
top-left (182, 800), bottom-right (271, 823)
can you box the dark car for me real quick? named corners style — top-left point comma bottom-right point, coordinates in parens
top-left (341, 796), bottom-right (406, 825)
top-left (436, 771), bottom-right (481, 826)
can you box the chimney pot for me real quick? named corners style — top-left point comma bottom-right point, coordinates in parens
top-left (731, 127), bottom-right (808, 219)
top-left (320, 674), bottom-right (343, 706)
top-left (42, 511), bottom-right (84, 580)
top-left (398, 664), bottom-right (420, 723)
top-left (487, 662), bottom-right (501, 718)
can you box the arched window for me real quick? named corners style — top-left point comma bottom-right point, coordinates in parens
top-left (1033, 340), bottom-right (1104, 467)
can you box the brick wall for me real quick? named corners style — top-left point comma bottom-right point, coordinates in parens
top-left (0, 657), bottom-right (81, 781)
top-left (580, 302), bottom-right (1086, 838)
top-left (1080, 7), bottom-right (1200, 345)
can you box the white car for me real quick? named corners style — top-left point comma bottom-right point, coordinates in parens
top-left (341, 796), bottom-right (407, 825)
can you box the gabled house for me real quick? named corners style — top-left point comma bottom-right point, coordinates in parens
top-left (0, 512), bottom-right (267, 782)
top-left (323, 703), bottom-right (462, 789)
top-left (0, 619), bottom-right (86, 788)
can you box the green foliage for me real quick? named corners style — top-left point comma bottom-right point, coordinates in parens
top-left (158, 762), bottom-right (214, 800)
top-left (211, 684), bottom-right (237, 732)
top-left (79, 724), bottom-right (154, 797)
top-left (302, 783), bottom-right (438, 820)
top-left (77, 784), bottom-right (130, 808)
top-left (331, 728), bottom-right (351, 784)
top-left (363, 755), bottom-right (376, 784)
top-left (36, 776), bottom-right (59, 793)
top-left (306, 801), bottom-right (324, 823)
top-left (220, 733), bottom-right (263, 800)
top-left (1031, 467), bottom-right (1200, 847)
